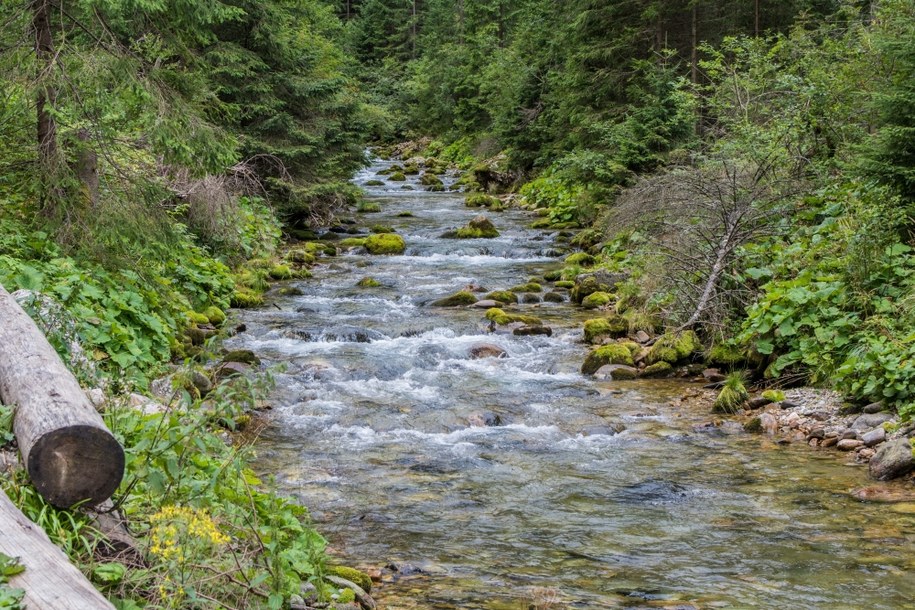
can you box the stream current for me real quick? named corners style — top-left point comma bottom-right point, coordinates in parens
top-left (227, 158), bottom-right (915, 609)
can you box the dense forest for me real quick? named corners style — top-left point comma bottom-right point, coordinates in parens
top-left (1, 0), bottom-right (914, 607)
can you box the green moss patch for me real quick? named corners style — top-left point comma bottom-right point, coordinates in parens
top-left (485, 307), bottom-right (542, 326)
top-left (432, 290), bottom-right (478, 307)
top-left (364, 233), bottom-right (406, 254)
top-left (646, 330), bottom-right (701, 365)
top-left (581, 291), bottom-right (613, 309)
top-left (581, 344), bottom-right (635, 375)
top-left (583, 316), bottom-right (628, 344)
top-left (485, 290), bottom-right (518, 304)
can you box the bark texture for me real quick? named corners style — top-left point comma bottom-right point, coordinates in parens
top-left (0, 285), bottom-right (124, 507)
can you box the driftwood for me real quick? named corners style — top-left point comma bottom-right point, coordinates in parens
top-left (0, 488), bottom-right (114, 609)
top-left (0, 285), bottom-right (124, 507)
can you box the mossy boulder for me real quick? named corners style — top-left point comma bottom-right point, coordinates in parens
top-left (278, 286), bottom-right (304, 296)
top-left (543, 269), bottom-right (563, 282)
top-left (396, 211), bottom-right (414, 217)
top-left (268, 264), bottom-right (293, 280)
top-left (204, 306), bottom-right (226, 327)
top-left (388, 171), bottom-right (407, 181)
top-left (583, 316), bottom-right (628, 344)
top-left (443, 215), bottom-right (500, 239)
top-left (706, 343), bottom-right (748, 367)
top-left (357, 277), bottom-right (381, 288)
top-left (581, 291), bottom-right (613, 309)
top-left (432, 290), bottom-right (478, 307)
top-left (222, 349), bottom-right (261, 366)
top-left (285, 249), bottom-right (314, 264)
top-left (231, 288), bottom-right (264, 308)
top-left (465, 193), bottom-right (500, 208)
top-left (339, 237), bottom-right (368, 249)
top-left (370, 225), bottom-right (394, 234)
top-left (327, 566), bottom-right (372, 593)
top-left (364, 233), bottom-right (406, 255)
top-left (485, 307), bottom-right (542, 326)
top-left (509, 282), bottom-right (542, 293)
top-left (357, 202), bottom-right (381, 213)
top-left (646, 330), bottom-right (701, 365)
top-left (554, 280), bottom-right (575, 289)
top-left (543, 291), bottom-right (565, 303)
top-left (403, 163), bottom-right (420, 175)
top-left (565, 252), bottom-right (597, 267)
top-left (641, 361), bottom-right (674, 378)
top-left (581, 344), bottom-right (635, 375)
top-left (186, 311), bottom-right (210, 325)
top-left (571, 270), bottom-right (627, 304)
top-left (485, 290), bottom-right (518, 304)
top-left (419, 173), bottom-right (444, 188)
top-left (365, 179), bottom-right (385, 186)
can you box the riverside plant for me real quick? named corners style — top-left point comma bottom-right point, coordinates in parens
top-left (714, 372), bottom-right (749, 414)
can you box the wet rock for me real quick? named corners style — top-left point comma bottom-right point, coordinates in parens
top-left (580, 424), bottom-right (622, 437)
top-left (821, 436), bottom-right (839, 448)
top-left (863, 401), bottom-right (886, 414)
top-left (467, 411), bottom-right (506, 427)
top-left (837, 439), bottom-right (864, 451)
top-left (862, 426), bottom-right (886, 447)
top-left (519, 293), bottom-right (542, 304)
top-left (703, 368), bottom-right (726, 383)
top-left (850, 486), bottom-right (915, 503)
top-left (641, 361), bottom-right (673, 378)
top-left (543, 291), bottom-right (565, 303)
top-left (431, 290), bottom-right (478, 307)
top-left (468, 343), bottom-right (507, 359)
top-left (472, 299), bottom-right (499, 308)
top-left (858, 447), bottom-right (876, 461)
top-left (570, 270), bottom-right (628, 304)
top-left (869, 438), bottom-right (915, 481)
top-left (759, 413), bottom-right (779, 435)
top-left (840, 429), bottom-right (858, 440)
top-left (215, 362), bottom-right (251, 381)
top-left (806, 427), bottom-right (826, 441)
top-left (594, 364), bottom-right (639, 380)
top-left (513, 324), bottom-right (553, 337)
top-left (222, 349), bottom-right (261, 365)
top-left (780, 400), bottom-right (799, 410)
top-left (851, 412), bottom-right (894, 431)
top-left (746, 396), bottom-right (773, 410)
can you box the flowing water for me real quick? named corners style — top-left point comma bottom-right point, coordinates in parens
top-left (226, 159), bottom-right (915, 609)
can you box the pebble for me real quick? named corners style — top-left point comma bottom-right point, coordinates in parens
top-left (837, 439), bottom-right (864, 451)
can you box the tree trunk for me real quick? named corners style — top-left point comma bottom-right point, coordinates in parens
top-left (74, 128), bottom-right (99, 206)
top-left (32, 0), bottom-right (58, 169)
top-left (691, 2), bottom-right (698, 84)
top-left (0, 490), bottom-right (115, 609)
top-left (0, 285), bottom-right (124, 508)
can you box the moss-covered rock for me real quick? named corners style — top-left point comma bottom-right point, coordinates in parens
top-left (581, 291), bottom-right (613, 309)
top-left (509, 282), bottom-right (542, 293)
top-left (370, 225), bottom-right (394, 234)
top-left (543, 291), bottom-right (565, 303)
top-left (222, 349), bottom-right (261, 365)
top-left (388, 171), bottom-right (407, 181)
top-left (268, 264), bottom-right (293, 280)
top-left (554, 280), bottom-right (575, 289)
top-left (432, 290), bottom-right (478, 307)
top-left (443, 215), bottom-right (500, 239)
top-left (204, 306), bottom-right (226, 327)
top-left (543, 269), bottom-right (563, 282)
top-left (278, 286), bottom-right (304, 296)
top-left (357, 277), bottom-right (381, 288)
top-left (285, 249), bottom-right (316, 265)
top-left (419, 173), bottom-right (444, 188)
top-left (465, 193), bottom-right (501, 208)
top-left (485, 307), bottom-right (542, 326)
top-left (357, 202), bottom-right (382, 213)
top-left (583, 316), bottom-right (628, 344)
top-left (231, 287), bottom-right (264, 308)
top-left (646, 330), bottom-right (701, 365)
top-left (581, 344), bottom-right (635, 375)
top-left (565, 252), bottom-right (597, 267)
top-left (641, 361), bottom-right (674, 378)
top-left (364, 233), bottom-right (406, 255)
top-left (365, 179), bottom-right (385, 186)
top-left (403, 163), bottom-right (420, 175)
top-left (485, 290), bottom-right (518, 304)
top-left (338, 237), bottom-right (368, 249)
top-left (706, 343), bottom-right (748, 367)
top-left (396, 211), bottom-right (414, 217)
top-left (327, 566), bottom-right (373, 593)
top-left (186, 311), bottom-right (210, 325)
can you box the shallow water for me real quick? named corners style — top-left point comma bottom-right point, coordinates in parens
top-left (227, 159), bottom-right (915, 609)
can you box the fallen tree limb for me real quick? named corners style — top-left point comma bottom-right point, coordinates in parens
top-left (0, 284), bottom-right (124, 507)
top-left (0, 488), bottom-right (114, 609)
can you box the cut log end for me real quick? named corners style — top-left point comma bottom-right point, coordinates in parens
top-left (27, 425), bottom-right (125, 508)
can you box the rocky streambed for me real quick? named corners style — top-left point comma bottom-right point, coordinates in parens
top-left (225, 156), bottom-right (915, 609)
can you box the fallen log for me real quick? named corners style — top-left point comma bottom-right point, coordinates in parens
top-left (0, 285), bottom-right (124, 507)
top-left (0, 488), bottom-right (115, 609)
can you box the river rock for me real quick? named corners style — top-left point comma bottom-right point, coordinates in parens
top-left (634, 330), bottom-right (651, 344)
top-left (837, 439), bottom-right (864, 451)
top-left (851, 412), bottom-right (894, 431)
top-left (472, 299), bottom-right (499, 308)
top-left (821, 436), bottom-right (839, 448)
top-left (215, 361), bottom-right (251, 380)
top-left (840, 429), bottom-right (858, 440)
top-left (759, 412), bottom-right (779, 435)
top-left (746, 396), bottom-right (772, 410)
top-left (869, 438), bottom-right (915, 481)
top-left (513, 325), bottom-right (552, 337)
top-left (861, 426), bottom-right (886, 447)
top-left (593, 364), bottom-right (639, 380)
top-left (324, 575), bottom-right (376, 610)
top-left (468, 343), bottom-right (507, 359)
top-left (850, 486), bottom-right (915, 503)
top-left (520, 293), bottom-right (542, 304)
top-left (570, 270), bottom-right (628, 304)
top-left (467, 411), bottom-right (506, 427)
top-left (543, 291), bottom-right (566, 303)
top-left (703, 368), bottom-right (726, 383)
top-left (862, 401), bottom-right (886, 414)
